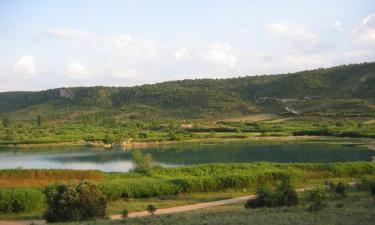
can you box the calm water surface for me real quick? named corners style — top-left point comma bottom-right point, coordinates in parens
top-left (0, 142), bottom-right (373, 172)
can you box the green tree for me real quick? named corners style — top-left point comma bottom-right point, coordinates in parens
top-left (37, 115), bottom-right (42, 127)
top-left (43, 181), bottom-right (107, 222)
top-left (103, 133), bottom-right (115, 144)
top-left (2, 117), bottom-right (10, 127)
top-left (131, 150), bottom-right (153, 173)
top-left (146, 204), bottom-right (157, 215)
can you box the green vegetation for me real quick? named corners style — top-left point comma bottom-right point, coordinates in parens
top-left (55, 190), bottom-right (375, 225)
top-left (0, 188), bottom-right (44, 214)
top-left (0, 169), bottom-right (104, 187)
top-left (1, 62), bottom-right (375, 121)
top-left (245, 177), bottom-right (298, 208)
top-left (1, 162), bottom-right (374, 219)
top-left (44, 181), bottom-right (107, 222)
top-left (0, 62), bottom-right (374, 148)
top-left (146, 204), bottom-right (157, 215)
top-left (131, 150), bottom-right (153, 174)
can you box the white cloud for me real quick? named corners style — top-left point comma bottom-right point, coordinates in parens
top-left (201, 43), bottom-right (237, 68)
top-left (41, 28), bottom-right (157, 59)
top-left (44, 27), bottom-right (93, 40)
top-left (333, 20), bottom-right (343, 31)
top-left (264, 22), bottom-right (319, 46)
top-left (65, 62), bottom-right (90, 79)
top-left (174, 47), bottom-right (189, 61)
top-left (14, 55), bottom-right (37, 78)
top-left (351, 13), bottom-right (375, 44)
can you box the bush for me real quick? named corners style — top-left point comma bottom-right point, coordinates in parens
top-left (131, 150), bottom-right (153, 174)
top-left (335, 182), bottom-right (347, 197)
top-left (369, 181), bottom-right (375, 196)
top-left (98, 179), bottom-right (180, 200)
top-left (307, 189), bottom-right (326, 212)
top-left (43, 181), bottom-right (107, 222)
top-left (121, 209), bottom-right (129, 218)
top-left (0, 188), bottom-right (44, 214)
top-left (147, 204), bottom-right (157, 215)
top-left (244, 178), bottom-right (298, 208)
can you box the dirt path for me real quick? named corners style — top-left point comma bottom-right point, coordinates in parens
top-left (110, 195), bottom-right (254, 219)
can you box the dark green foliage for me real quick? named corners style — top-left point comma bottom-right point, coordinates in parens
top-left (2, 117), bottom-right (10, 127)
top-left (103, 133), bottom-right (115, 144)
top-left (1, 62), bottom-right (375, 120)
top-left (335, 182), bottom-right (347, 197)
top-left (369, 181), bottom-right (375, 196)
top-left (98, 179), bottom-right (180, 200)
top-left (0, 188), bottom-right (44, 213)
top-left (122, 209), bottom-right (129, 218)
top-left (244, 177), bottom-right (298, 208)
top-left (307, 189), bottom-right (327, 212)
top-left (37, 115), bottom-right (42, 127)
top-left (131, 150), bottom-right (153, 174)
top-left (43, 181), bottom-right (107, 222)
top-left (147, 204), bottom-right (157, 215)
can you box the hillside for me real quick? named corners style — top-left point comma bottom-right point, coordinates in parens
top-left (1, 62), bottom-right (375, 122)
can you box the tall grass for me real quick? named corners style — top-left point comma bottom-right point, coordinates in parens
top-left (0, 169), bottom-right (105, 187)
top-left (0, 188), bottom-right (44, 213)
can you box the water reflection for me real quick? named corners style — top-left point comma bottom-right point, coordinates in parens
top-left (0, 142), bottom-right (373, 172)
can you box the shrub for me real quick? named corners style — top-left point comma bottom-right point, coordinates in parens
top-left (131, 150), bottom-right (153, 174)
top-left (147, 204), bottom-right (157, 215)
top-left (98, 179), bottom-right (180, 200)
top-left (0, 188), bottom-right (44, 214)
top-left (334, 182), bottom-right (347, 197)
top-left (43, 181), bottom-right (107, 222)
top-left (244, 178), bottom-right (298, 209)
top-left (369, 181), bottom-right (375, 196)
top-left (121, 209), bottom-right (129, 218)
top-left (307, 189), bottom-right (326, 212)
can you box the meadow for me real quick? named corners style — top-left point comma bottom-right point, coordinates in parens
top-left (58, 190), bottom-right (375, 225)
top-left (1, 162), bottom-right (375, 219)
top-left (1, 117), bottom-right (375, 147)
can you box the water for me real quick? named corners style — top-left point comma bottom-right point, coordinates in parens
top-left (0, 142), bottom-right (373, 172)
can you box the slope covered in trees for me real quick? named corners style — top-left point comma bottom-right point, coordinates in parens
top-left (0, 62), bottom-right (374, 121)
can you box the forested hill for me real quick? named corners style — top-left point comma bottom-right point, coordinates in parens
top-left (1, 62), bottom-right (375, 121)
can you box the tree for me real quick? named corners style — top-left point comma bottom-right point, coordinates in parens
top-left (2, 117), bottom-right (10, 127)
top-left (146, 204), bottom-right (157, 215)
top-left (43, 181), bottom-right (107, 222)
top-left (334, 182), bottom-right (347, 197)
top-left (103, 134), bottom-right (115, 144)
top-left (37, 115), bottom-right (42, 127)
top-left (131, 150), bottom-right (153, 173)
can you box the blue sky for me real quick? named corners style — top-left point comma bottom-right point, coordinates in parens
top-left (0, 0), bottom-right (374, 91)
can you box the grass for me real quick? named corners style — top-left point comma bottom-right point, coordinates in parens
top-left (1, 162), bottom-right (374, 220)
top-left (0, 169), bottom-right (105, 187)
top-left (58, 191), bottom-right (375, 225)
top-left (107, 190), bottom-right (254, 215)
top-left (1, 117), bottom-right (375, 147)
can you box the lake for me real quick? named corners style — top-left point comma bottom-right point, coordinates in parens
top-left (0, 142), bottom-right (373, 172)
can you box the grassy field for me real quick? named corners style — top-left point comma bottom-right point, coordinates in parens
top-left (1, 162), bottom-right (374, 220)
top-left (56, 190), bottom-right (375, 225)
top-left (1, 116), bottom-right (375, 147)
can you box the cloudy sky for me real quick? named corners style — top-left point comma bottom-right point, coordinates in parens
top-left (0, 0), bottom-right (374, 91)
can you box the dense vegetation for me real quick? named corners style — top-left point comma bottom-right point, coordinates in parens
top-left (44, 182), bottom-right (107, 222)
top-left (0, 188), bottom-right (44, 214)
top-left (0, 62), bottom-right (374, 146)
top-left (56, 190), bottom-right (375, 225)
top-left (0, 62), bottom-right (374, 122)
top-left (0, 169), bottom-right (104, 187)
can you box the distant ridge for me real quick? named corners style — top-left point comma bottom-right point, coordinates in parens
top-left (1, 62), bottom-right (374, 121)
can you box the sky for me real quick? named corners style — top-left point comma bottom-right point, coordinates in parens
top-left (0, 0), bottom-right (374, 92)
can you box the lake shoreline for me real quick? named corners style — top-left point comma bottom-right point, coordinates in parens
top-left (0, 135), bottom-right (374, 152)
